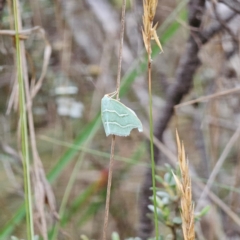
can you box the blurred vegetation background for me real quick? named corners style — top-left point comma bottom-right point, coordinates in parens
top-left (0, 0), bottom-right (240, 239)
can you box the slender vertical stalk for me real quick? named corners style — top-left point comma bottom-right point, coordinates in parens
top-left (102, 1), bottom-right (126, 239)
top-left (142, 0), bottom-right (162, 238)
top-left (102, 136), bottom-right (116, 240)
top-left (147, 43), bottom-right (159, 239)
top-left (13, 0), bottom-right (34, 239)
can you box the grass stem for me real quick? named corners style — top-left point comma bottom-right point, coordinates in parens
top-left (102, 1), bottom-right (126, 239)
top-left (102, 135), bottom-right (116, 240)
top-left (147, 46), bottom-right (159, 239)
top-left (142, 0), bottom-right (162, 238)
top-left (13, 0), bottom-right (34, 239)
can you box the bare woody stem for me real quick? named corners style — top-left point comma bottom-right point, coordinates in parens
top-left (102, 135), bottom-right (116, 240)
top-left (102, 1), bottom-right (126, 240)
top-left (116, 0), bottom-right (126, 100)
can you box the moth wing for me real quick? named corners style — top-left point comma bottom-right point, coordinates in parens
top-left (101, 96), bottom-right (143, 137)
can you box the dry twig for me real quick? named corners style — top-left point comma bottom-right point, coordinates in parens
top-left (102, 1), bottom-right (126, 240)
top-left (175, 86), bottom-right (240, 109)
top-left (219, 0), bottom-right (240, 14)
top-left (196, 124), bottom-right (240, 211)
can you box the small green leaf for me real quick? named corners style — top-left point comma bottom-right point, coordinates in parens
top-left (155, 175), bottom-right (164, 184)
top-left (172, 216), bottom-right (182, 225)
top-left (164, 172), bottom-right (172, 183)
top-left (156, 191), bottom-right (169, 198)
top-left (161, 197), bottom-right (170, 206)
top-left (148, 205), bottom-right (164, 222)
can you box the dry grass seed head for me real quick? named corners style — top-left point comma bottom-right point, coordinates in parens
top-left (175, 130), bottom-right (195, 240)
top-left (142, 0), bottom-right (163, 53)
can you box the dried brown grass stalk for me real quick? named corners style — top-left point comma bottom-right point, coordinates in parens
top-left (142, 0), bottom-right (163, 54)
top-left (173, 131), bottom-right (195, 240)
top-left (102, 1), bottom-right (126, 240)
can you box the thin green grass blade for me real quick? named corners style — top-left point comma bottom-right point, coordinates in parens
top-left (0, 205), bottom-right (25, 239)
top-left (13, 0), bottom-right (34, 239)
top-left (77, 202), bottom-right (103, 227)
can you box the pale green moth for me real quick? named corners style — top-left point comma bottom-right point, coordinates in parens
top-left (101, 93), bottom-right (143, 137)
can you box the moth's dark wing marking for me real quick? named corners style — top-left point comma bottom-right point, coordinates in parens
top-left (101, 95), bottom-right (143, 137)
